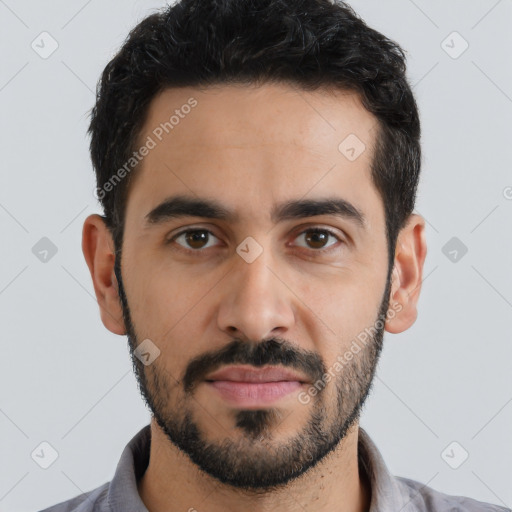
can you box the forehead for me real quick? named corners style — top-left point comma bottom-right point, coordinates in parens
top-left (125, 83), bottom-right (382, 227)
top-left (140, 83), bottom-right (376, 151)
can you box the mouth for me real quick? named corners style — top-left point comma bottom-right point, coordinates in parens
top-left (204, 365), bottom-right (310, 384)
top-left (204, 365), bottom-right (309, 407)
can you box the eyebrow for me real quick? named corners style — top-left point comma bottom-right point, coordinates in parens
top-left (144, 194), bottom-right (366, 229)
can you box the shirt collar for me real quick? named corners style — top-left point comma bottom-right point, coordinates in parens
top-left (357, 426), bottom-right (414, 511)
top-left (107, 424), bottom-right (151, 512)
top-left (107, 423), bottom-right (411, 512)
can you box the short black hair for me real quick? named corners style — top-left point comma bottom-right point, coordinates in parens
top-left (89, 0), bottom-right (421, 271)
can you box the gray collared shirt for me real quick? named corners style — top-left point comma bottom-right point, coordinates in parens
top-left (38, 424), bottom-right (510, 512)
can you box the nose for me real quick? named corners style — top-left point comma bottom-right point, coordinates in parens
top-left (216, 247), bottom-right (295, 342)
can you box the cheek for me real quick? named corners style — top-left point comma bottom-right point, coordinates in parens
top-left (124, 258), bottom-right (204, 338)
top-left (300, 267), bottom-right (386, 360)
top-left (127, 249), bottom-right (201, 312)
top-left (308, 266), bottom-right (383, 318)
top-left (129, 258), bottom-right (230, 368)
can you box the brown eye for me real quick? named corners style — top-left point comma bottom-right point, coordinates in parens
top-left (305, 230), bottom-right (329, 249)
top-left (294, 228), bottom-right (339, 250)
top-left (173, 229), bottom-right (219, 250)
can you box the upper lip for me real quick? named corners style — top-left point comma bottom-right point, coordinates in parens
top-left (205, 365), bottom-right (309, 384)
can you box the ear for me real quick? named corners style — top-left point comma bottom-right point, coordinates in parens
top-left (82, 214), bottom-right (126, 335)
top-left (385, 213), bottom-right (427, 334)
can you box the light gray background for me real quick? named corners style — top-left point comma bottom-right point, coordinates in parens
top-left (1, 1), bottom-right (511, 511)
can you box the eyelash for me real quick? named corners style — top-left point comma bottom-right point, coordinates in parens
top-left (167, 226), bottom-right (344, 257)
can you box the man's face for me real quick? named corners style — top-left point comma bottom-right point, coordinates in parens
top-left (115, 84), bottom-right (391, 490)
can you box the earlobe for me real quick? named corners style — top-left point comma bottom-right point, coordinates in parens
top-left (82, 214), bottom-right (126, 335)
top-left (385, 214), bottom-right (427, 334)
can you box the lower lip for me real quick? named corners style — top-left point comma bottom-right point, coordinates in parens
top-left (206, 380), bottom-right (302, 406)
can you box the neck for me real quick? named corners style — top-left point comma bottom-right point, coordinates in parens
top-left (138, 418), bottom-right (371, 512)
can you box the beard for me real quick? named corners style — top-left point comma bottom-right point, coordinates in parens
top-left (114, 254), bottom-right (391, 492)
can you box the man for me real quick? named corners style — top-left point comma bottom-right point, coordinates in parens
top-left (40, 0), bottom-right (509, 511)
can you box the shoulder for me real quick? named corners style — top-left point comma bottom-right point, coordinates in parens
top-left (396, 476), bottom-right (511, 512)
top-left (37, 482), bottom-right (110, 512)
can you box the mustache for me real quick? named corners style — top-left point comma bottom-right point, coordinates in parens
top-left (182, 337), bottom-right (326, 394)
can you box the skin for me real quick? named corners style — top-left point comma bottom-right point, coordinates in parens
top-left (82, 83), bottom-right (427, 512)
